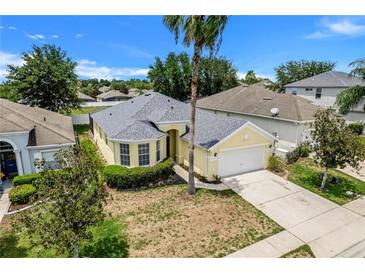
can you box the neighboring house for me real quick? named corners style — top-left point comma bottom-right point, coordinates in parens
top-left (77, 91), bottom-right (96, 103)
top-left (0, 99), bottom-right (76, 177)
top-left (98, 86), bottom-right (109, 93)
top-left (197, 84), bottom-right (321, 153)
top-left (284, 71), bottom-right (365, 122)
top-left (96, 90), bottom-right (133, 102)
top-left (90, 92), bottom-right (276, 180)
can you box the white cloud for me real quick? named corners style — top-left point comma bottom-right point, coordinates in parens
top-left (76, 59), bottom-right (149, 80)
top-left (0, 26), bottom-right (4, 29)
top-left (0, 51), bottom-right (24, 80)
top-left (51, 34), bottom-right (59, 38)
top-left (305, 18), bottom-right (365, 40)
top-left (75, 34), bottom-right (83, 38)
top-left (237, 71), bottom-right (273, 81)
top-left (26, 33), bottom-right (45, 40)
top-left (8, 26), bottom-right (16, 30)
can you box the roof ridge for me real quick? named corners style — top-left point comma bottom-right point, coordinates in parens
top-left (1, 101), bottom-right (74, 142)
top-left (292, 95), bottom-right (302, 121)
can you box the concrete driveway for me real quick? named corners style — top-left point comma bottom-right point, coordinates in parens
top-left (223, 170), bottom-right (365, 258)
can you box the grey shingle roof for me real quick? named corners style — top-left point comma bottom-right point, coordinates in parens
top-left (197, 84), bottom-right (321, 121)
top-left (96, 90), bottom-right (132, 100)
top-left (91, 92), bottom-right (247, 148)
top-left (0, 99), bottom-right (75, 146)
top-left (77, 91), bottom-right (96, 102)
top-left (284, 71), bottom-right (365, 88)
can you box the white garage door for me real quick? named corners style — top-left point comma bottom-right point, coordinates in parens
top-left (218, 145), bottom-right (265, 177)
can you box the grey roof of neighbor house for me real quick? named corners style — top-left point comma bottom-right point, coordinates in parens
top-left (96, 90), bottom-right (133, 100)
top-left (284, 71), bottom-right (365, 88)
top-left (197, 84), bottom-right (321, 122)
top-left (91, 91), bottom-right (247, 149)
top-left (77, 91), bottom-right (96, 102)
top-left (0, 99), bottom-right (75, 146)
top-left (98, 86), bottom-right (109, 93)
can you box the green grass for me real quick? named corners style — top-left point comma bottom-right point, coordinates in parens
top-left (70, 106), bottom-right (110, 115)
top-left (288, 158), bottom-right (365, 205)
top-left (281, 244), bottom-right (315, 258)
top-left (360, 136), bottom-right (365, 146)
top-left (73, 124), bottom-right (90, 135)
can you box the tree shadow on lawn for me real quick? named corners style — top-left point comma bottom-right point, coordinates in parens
top-left (0, 232), bottom-right (28, 258)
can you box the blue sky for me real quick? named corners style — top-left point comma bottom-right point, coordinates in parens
top-left (0, 16), bottom-right (364, 81)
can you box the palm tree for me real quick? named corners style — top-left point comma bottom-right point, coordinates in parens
top-left (336, 58), bottom-right (365, 114)
top-left (163, 16), bottom-right (228, 195)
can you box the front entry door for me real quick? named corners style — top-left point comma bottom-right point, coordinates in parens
top-left (1, 151), bottom-right (18, 177)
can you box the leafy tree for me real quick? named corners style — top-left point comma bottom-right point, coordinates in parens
top-left (243, 70), bottom-right (261, 85)
top-left (198, 56), bottom-right (239, 96)
top-left (311, 109), bottom-right (365, 189)
top-left (110, 80), bottom-right (128, 94)
top-left (79, 83), bottom-right (98, 98)
top-left (17, 146), bottom-right (107, 257)
top-left (269, 60), bottom-right (336, 92)
top-left (163, 15), bottom-right (228, 195)
top-left (148, 52), bottom-right (191, 101)
top-left (126, 78), bottom-right (152, 90)
top-left (0, 82), bottom-right (19, 101)
top-left (6, 44), bottom-right (80, 113)
top-left (336, 58), bottom-right (365, 114)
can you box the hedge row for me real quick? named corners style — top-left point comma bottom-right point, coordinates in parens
top-left (12, 173), bottom-right (41, 187)
top-left (9, 184), bottom-right (37, 204)
top-left (104, 158), bottom-right (174, 189)
top-left (348, 123), bottom-right (364, 135)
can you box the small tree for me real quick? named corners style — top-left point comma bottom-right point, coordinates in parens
top-left (311, 109), bottom-right (365, 189)
top-left (18, 146), bottom-right (107, 257)
top-left (7, 44), bottom-right (80, 113)
top-left (244, 70), bottom-right (260, 85)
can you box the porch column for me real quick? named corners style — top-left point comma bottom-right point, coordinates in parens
top-left (14, 149), bottom-right (24, 175)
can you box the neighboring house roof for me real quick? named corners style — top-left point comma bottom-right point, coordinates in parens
top-left (96, 90), bottom-right (132, 100)
top-left (197, 84), bottom-right (321, 122)
top-left (0, 99), bottom-right (75, 146)
top-left (77, 91), bottom-right (96, 102)
top-left (284, 71), bottom-right (365, 88)
top-left (98, 86), bottom-right (109, 93)
top-left (91, 91), bottom-right (247, 149)
top-left (128, 88), bottom-right (140, 93)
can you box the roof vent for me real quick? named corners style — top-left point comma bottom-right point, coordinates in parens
top-left (131, 100), bottom-right (134, 103)
top-left (109, 113), bottom-right (112, 116)
top-left (43, 117), bottom-right (46, 122)
top-left (168, 99), bottom-right (170, 102)
top-left (171, 106), bottom-right (174, 109)
top-left (270, 107), bottom-right (280, 117)
top-left (145, 93), bottom-right (151, 96)
top-left (263, 97), bottom-right (273, 100)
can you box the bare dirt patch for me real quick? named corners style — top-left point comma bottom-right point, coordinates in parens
top-left (105, 185), bottom-right (282, 258)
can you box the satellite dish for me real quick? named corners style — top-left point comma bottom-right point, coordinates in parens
top-left (271, 107), bottom-right (280, 116)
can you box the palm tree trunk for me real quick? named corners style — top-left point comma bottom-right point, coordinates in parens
top-left (187, 42), bottom-right (202, 196)
top-left (320, 169), bottom-right (328, 190)
top-left (73, 241), bottom-right (79, 258)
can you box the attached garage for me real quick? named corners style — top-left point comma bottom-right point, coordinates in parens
top-left (218, 145), bottom-right (265, 177)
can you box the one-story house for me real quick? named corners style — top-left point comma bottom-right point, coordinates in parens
top-left (77, 91), bottom-right (96, 103)
top-left (96, 90), bottom-right (133, 102)
top-left (284, 71), bottom-right (365, 122)
top-left (197, 84), bottom-right (321, 153)
top-left (0, 99), bottom-right (76, 177)
top-left (90, 91), bottom-right (277, 180)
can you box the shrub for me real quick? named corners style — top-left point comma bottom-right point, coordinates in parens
top-left (80, 139), bottom-right (104, 171)
top-left (348, 123), bottom-right (364, 135)
top-left (268, 155), bottom-right (286, 173)
top-left (79, 219), bottom-right (128, 258)
top-left (12, 173), bottom-right (41, 187)
top-left (104, 158), bottom-right (174, 189)
top-left (286, 149), bottom-right (300, 164)
top-left (9, 184), bottom-right (37, 204)
top-left (296, 142), bottom-right (311, 158)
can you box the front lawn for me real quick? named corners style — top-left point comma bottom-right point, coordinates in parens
top-left (288, 158), bottom-right (365, 205)
top-left (70, 106), bottom-right (110, 115)
top-left (105, 185), bottom-right (283, 257)
top-left (360, 136), bottom-right (365, 146)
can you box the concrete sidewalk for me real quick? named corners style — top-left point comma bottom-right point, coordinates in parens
top-left (0, 180), bottom-right (12, 223)
top-left (223, 170), bottom-right (365, 258)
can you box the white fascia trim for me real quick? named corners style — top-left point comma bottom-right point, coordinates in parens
top-left (198, 106), bottom-right (313, 124)
top-left (155, 121), bottom-right (189, 125)
top-left (27, 142), bottom-right (76, 150)
top-left (0, 131), bottom-right (29, 136)
top-left (109, 136), bottom-right (166, 143)
top-left (207, 122), bottom-right (277, 152)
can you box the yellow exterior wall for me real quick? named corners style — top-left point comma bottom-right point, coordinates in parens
top-left (180, 139), bottom-right (208, 177)
top-left (92, 121), bottom-right (116, 164)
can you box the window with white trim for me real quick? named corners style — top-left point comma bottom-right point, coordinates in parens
top-left (315, 88), bottom-right (322, 99)
top-left (120, 144), bottom-right (130, 166)
top-left (41, 151), bottom-right (60, 169)
top-left (292, 90), bottom-right (297, 95)
top-left (305, 88), bottom-right (313, 91)
top-left (138, 143), bottom-right (150, 166)
top-left (156, 140), bottom-right (161, 162)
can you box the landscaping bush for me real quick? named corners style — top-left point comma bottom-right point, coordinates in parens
top-left (286, 149), bottom-right (300, 164)
top-left (9, 184), bottom-right (37, 204)
top-left (268, 155), bottom-right (286, 173)
top-left (79, 219), bottom-right (128, 258)
top-left (12, 173), bottom-right (40, 187)
top-left (296, 142), bottom-right (311, 158)
top-left (80, 139), bottom-right (104, 171)
top-left (348, 122), bottom-right (364, 135)
top-left (104, 158), bottom-right (174, 189)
